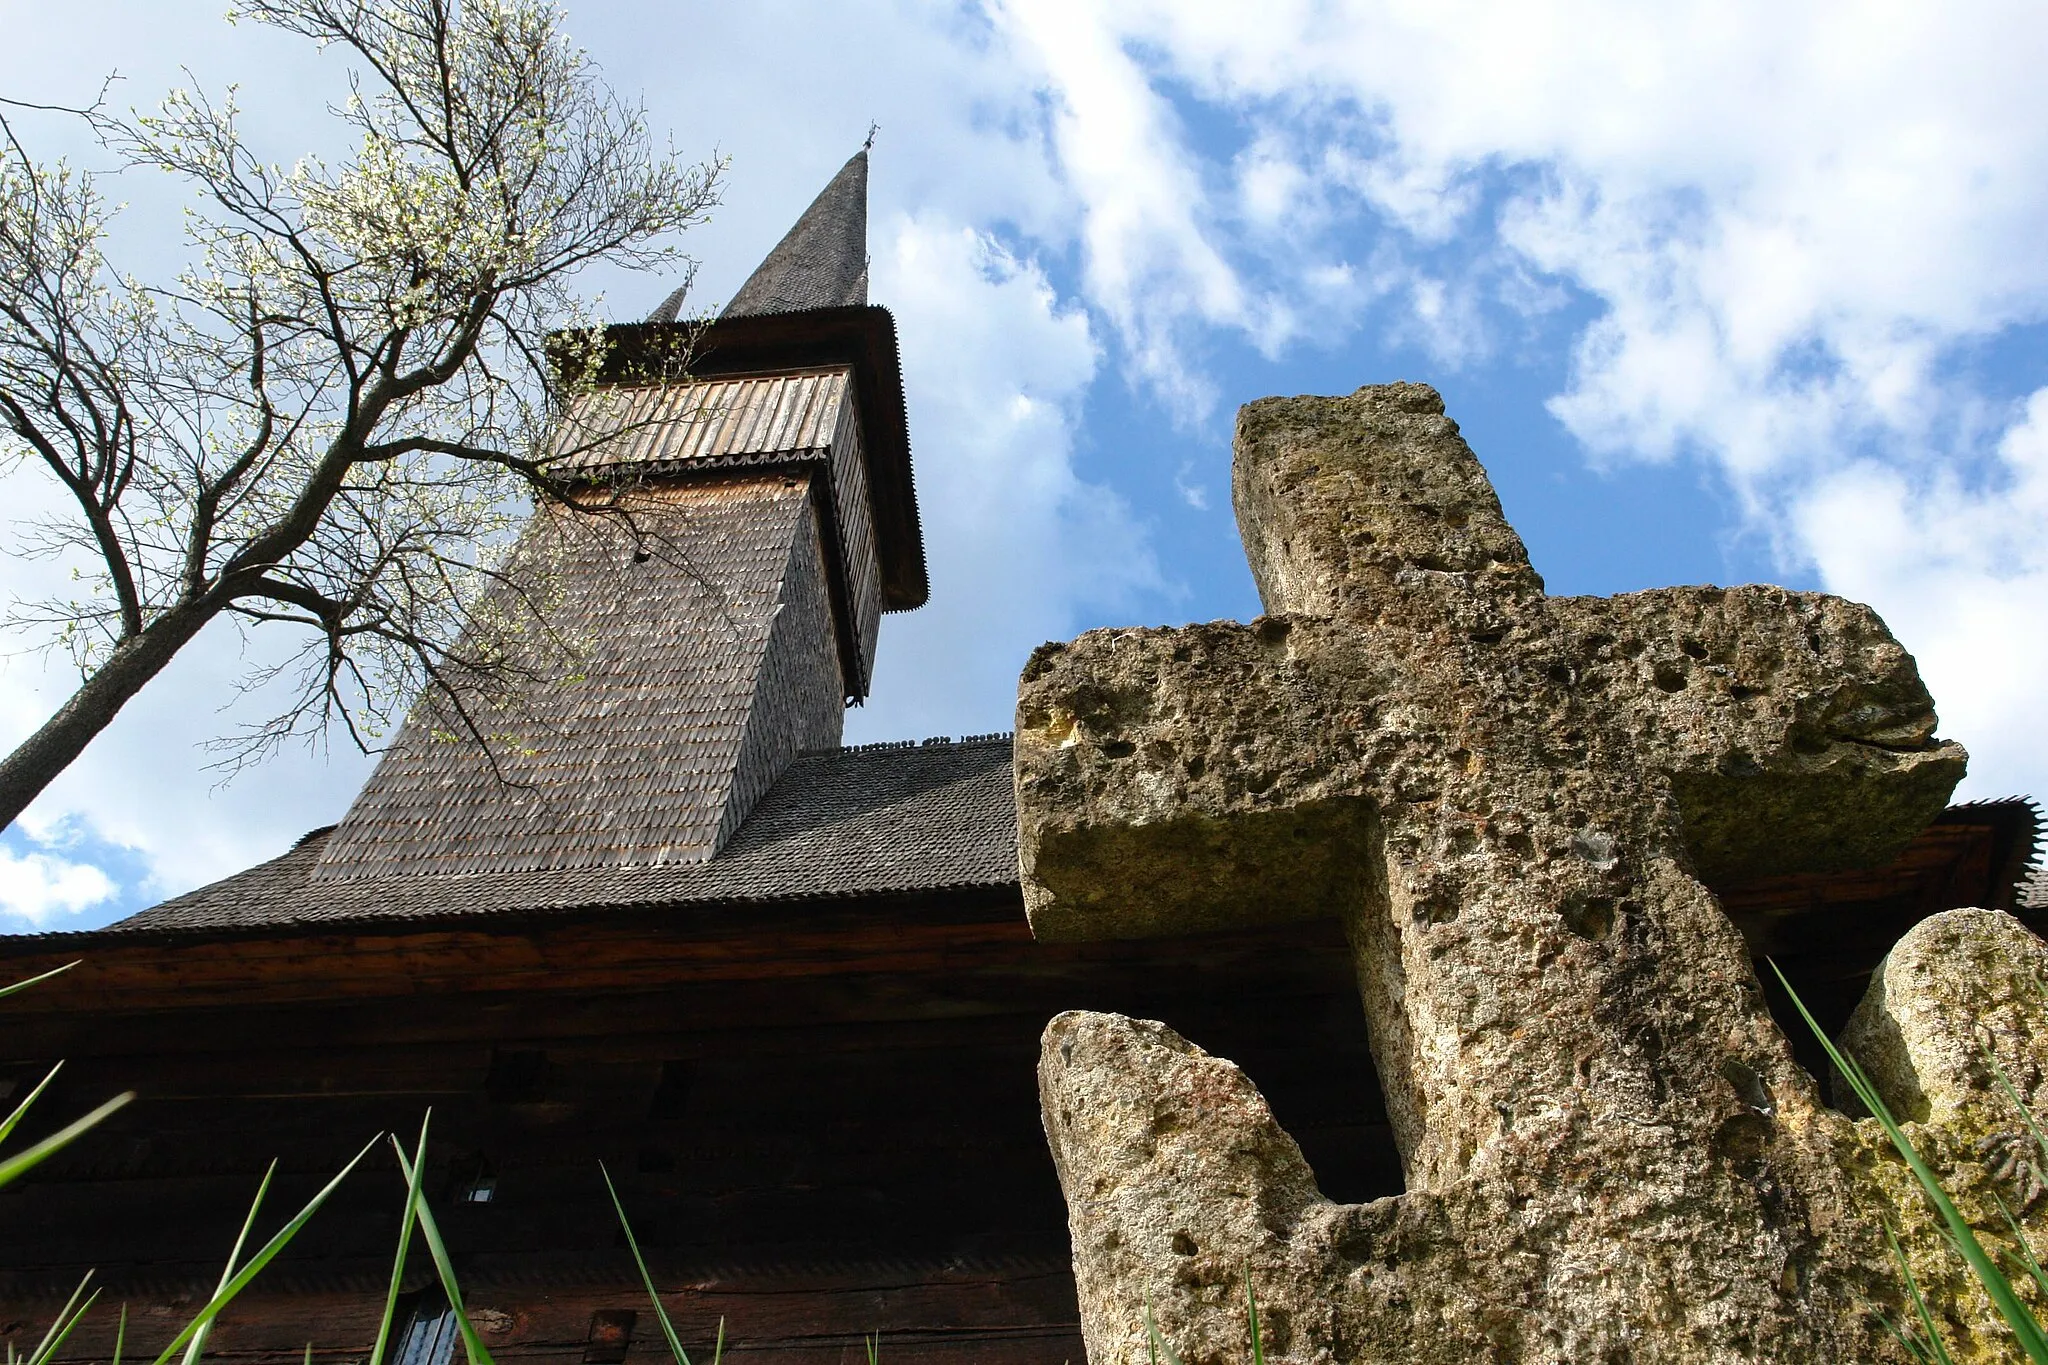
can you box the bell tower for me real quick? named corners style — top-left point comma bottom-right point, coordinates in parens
top-left (313, 149), bottom-right (926, 878)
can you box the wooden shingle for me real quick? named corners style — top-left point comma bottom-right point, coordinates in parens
top-left (313, 476), bottom-right (843, 879)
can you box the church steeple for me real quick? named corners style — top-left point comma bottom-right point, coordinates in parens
top-left (645, 149), bottom-right (870, 325)
top-left (311, 150), bottom-right (925, 877)
top-left (723, 150), bottom-right (869, 317)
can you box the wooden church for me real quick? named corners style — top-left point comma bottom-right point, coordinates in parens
top-left (0, 151), bottom-right (2040, 1364)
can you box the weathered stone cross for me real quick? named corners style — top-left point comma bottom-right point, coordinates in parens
top-left (1015, 384), bottom-right (1982, 1362)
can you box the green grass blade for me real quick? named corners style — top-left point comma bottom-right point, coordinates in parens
top-left (0, 1092), bottom-right (132, 1192)
top-left (23, 1285), bottom-right (99, 1365)
top-left (710, 1317), bottom-right (724, 1365)
top-left (1981, 1047), bottom-right (2048, 1181)
top-left (1142, 1296), bottom-right (1184, 1365)
top-left (599, 1161), bottom-right (690, 1365)
top-left (21, 1274), bottom-right (92, 1365)
top-left (1888, 1219), bottom-right (1958, 1365)
top-left (864, 1333), bottom-right (878, 1365)
top-left (0, 962), bottom-right (78, 1002)
top-left (1877, 1306), bottom-right (1944, 1365)
top-left (1989, 1057), bottom-right (2048, 1152)
top-left (146, 1133), bottom-right (380, 1365)
top-left (390, 1140), bottom-right (494, 1365)
top-left (185, 1160), bottom-right (276, 1365)
top-left (111, 1304), bottom-right (127, 1365)
top-left (1243, 1268), bottom-right (1265, 1365)
top-left (369, 1113), bottom-right (431, 1365)
top-left (0, 1063), bottom-right (62, 1148)
top-left (1773, 962), bottom-right (2048, 1362)
top-left (1991, 1193), bottom-right (2048, 1302)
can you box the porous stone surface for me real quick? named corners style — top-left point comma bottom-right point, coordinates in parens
top-left (1042, 1010), bottom-right (1848, 1365)
top-left (1015, 383), bottom-right (2021, 1363)
top-left (1839, 909), bottom-right (2048, 1356)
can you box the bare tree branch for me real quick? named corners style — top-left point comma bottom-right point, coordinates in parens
top-left (0, 0), bottom-right (725, 825)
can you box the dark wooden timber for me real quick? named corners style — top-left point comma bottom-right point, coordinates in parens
top-left (0, 888), bottom-right (1384, 1363)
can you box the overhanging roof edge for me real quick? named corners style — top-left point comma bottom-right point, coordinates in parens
top-left (560, 306), bottom-right (927, 612)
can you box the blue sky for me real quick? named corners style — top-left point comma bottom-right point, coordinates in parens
top-left (2, 0), bottom-right (2044, 931)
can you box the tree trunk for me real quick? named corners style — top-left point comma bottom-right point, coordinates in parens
top-left (0, 604), bottom-right (220, 833)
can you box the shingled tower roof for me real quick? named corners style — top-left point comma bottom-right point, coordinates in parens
top-left (724, 149), bottom-right (870, 316)
top-left (647, 150), bottom-right (869, 325)
top-left (301, 149), bottom-right (918, 878)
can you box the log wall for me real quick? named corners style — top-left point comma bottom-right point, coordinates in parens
top-left (0, 893), bottom-right (1388, 1363)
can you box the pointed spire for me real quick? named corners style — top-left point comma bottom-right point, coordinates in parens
top-left (647, 149), bottom-right (870, 324)
top-left (723, 148), bottom-right (869, 317)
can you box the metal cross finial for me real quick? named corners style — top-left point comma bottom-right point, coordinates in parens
top-left (863, 122), bottom-right (880, 151)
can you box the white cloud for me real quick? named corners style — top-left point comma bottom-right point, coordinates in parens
top-left (984, 0), bottom-right (2048, 800)
top-left (849, 213), bottom-right (1160, 742)
top-left (0, 842), bottom-right (116, 927)
top-left (1796, 389), bottom-right (2048, 802)
top-left (989, 0), bottom-right (1254, 414)
top-left (999, 0), bottom-right (2048, 459)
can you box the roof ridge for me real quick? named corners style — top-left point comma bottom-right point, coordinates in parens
top-left (812, 732), bottom-right (1014, 756)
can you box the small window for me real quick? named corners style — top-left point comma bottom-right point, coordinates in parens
top-left (395, 1291), bottom-right (461, 1365)
top-left (446, 1151), bottom-right (498, 1204)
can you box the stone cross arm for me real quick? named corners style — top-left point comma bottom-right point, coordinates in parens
top-left (1015, 383), bottom-right (1964, 942)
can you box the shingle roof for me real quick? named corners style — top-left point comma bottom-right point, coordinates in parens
top-left (720, 149), bottom-right (869, 319)
top-left (109, 736), bottom-right (1019, 935)
top-left (49, 729), bottom-right (2045, 942)
top-left (1971, 795), bottom-right (2042, 912)
top-left (645, 150), bottom-right (869, 325)
top-left (314, 477), bottom-right (826, 880)
top-left (599, 308), bottom-right (927, 614)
